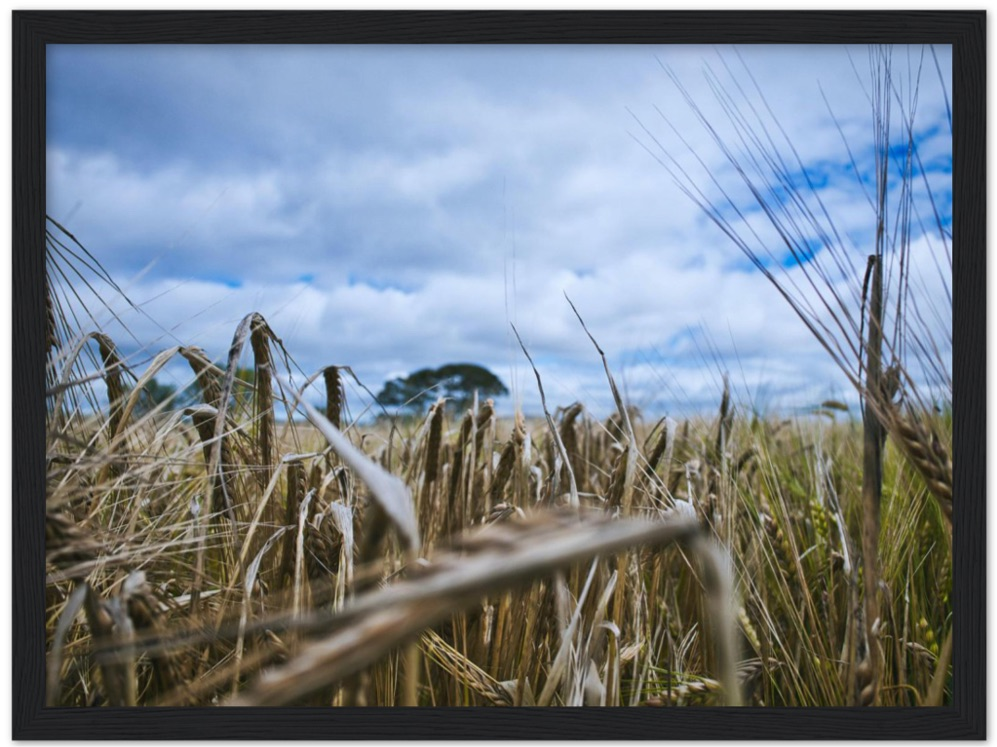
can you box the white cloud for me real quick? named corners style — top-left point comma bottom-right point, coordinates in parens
top-left (46, 44), bottom-right (952, 418)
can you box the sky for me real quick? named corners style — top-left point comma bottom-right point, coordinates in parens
top-left (45, 44), bottom-right (953, 420)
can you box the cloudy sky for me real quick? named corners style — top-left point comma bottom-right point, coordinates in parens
top-left (46, 44), bottom-right (952, 419)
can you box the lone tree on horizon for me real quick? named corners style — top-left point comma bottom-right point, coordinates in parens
top-left (375, 363), bottom-right (508, 415)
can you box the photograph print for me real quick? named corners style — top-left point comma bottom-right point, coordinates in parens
top-left (42, 38), bottom-right (955, 710)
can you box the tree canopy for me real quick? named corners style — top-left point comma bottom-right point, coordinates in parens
top-left (375, 363), bottom-right (508, 414)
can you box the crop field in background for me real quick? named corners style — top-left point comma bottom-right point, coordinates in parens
top-left (43, 44), bottom-right (953, 708)
top-left (43, 288), bottom-right (953, 707)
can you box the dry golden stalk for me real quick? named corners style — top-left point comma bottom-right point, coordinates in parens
top-left (512, 324), bottom-right (579, 507)
top-left (565, 297), bottom-right (644, 646)
top-left (84, 578), bottom-right (144, 707)
top-left (46, 510), bottom-right (102, 574)
top-left (447, 409), bottom-right (474, 519)
top-left (644, 417), bottom-right (673, 477)
top-left (323, 366), bottom-right (343, 430)
top-left (414, 403), bottom-right (445, 546)
top-left (83, 585), bottom-right (126, 706)
top-left (45, 274), bottom-right (58, 354)
top-left (473, 398), bottom-right (495, 455)
top-left (307, 460), bottom-right (325, 494)
top-left (885, 409), bottom-right (953, 525)
top-left (46, 584), bottom-right (87, 706)
top-left (558, 403), bottom-right (584, 489)
top-left (603, 412), bottom-right (625, 445)
top-left (278, 460), bottom-right (308, 588)
top-left (858, 253), bottom-right (885, 707)
top-left (304, 501), bottom-right (349, 584)
top-left (642, 658), bottom-right (775, 707)
top-left (205, 312), bottom-right (283, 533)
top-left (423, 400), bottom-right (444, 485)
top-left (126, 584), bottom-right (195, 705)
top-left (250, 315), bottom-right (276, 491)
top-left (559, 403), bottom-right (583, 453)
top-left (606, 447), bottom-right (629, 510)
top-left (356, 500), bottom-right (389, 580)
top-left (712, 375), bottom-right (734, 469)
top-left (294, 395), bottom-right (420, 554)
top-left (489, 424), bottom-right (523, 506)
top-left (642, 678), bottom-right (721, 706)
top-left (94, 333), bottom-right (127, 442)
top-left (325, 501), bottom-right (356, 588)
top-left (229, 511), bottom-right (709, 707)
top-left (289, 392), bottom-right (420, 706)
top-left (180, 346), bottom-right (225, 409)
top-left (565, 295), bottom-right (636, 513)
top-left (421, 629), bottom-right (514, 706)
top-left (186, 405), bottom-right (239, 526)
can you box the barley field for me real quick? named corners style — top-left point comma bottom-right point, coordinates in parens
top-left (44, 268), bottom-right (952, 708)
top-left (43, 45), bottom-right (952, 708)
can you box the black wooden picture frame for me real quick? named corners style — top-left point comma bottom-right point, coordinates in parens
top-left (13, 10), bottom-right (985, 740)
